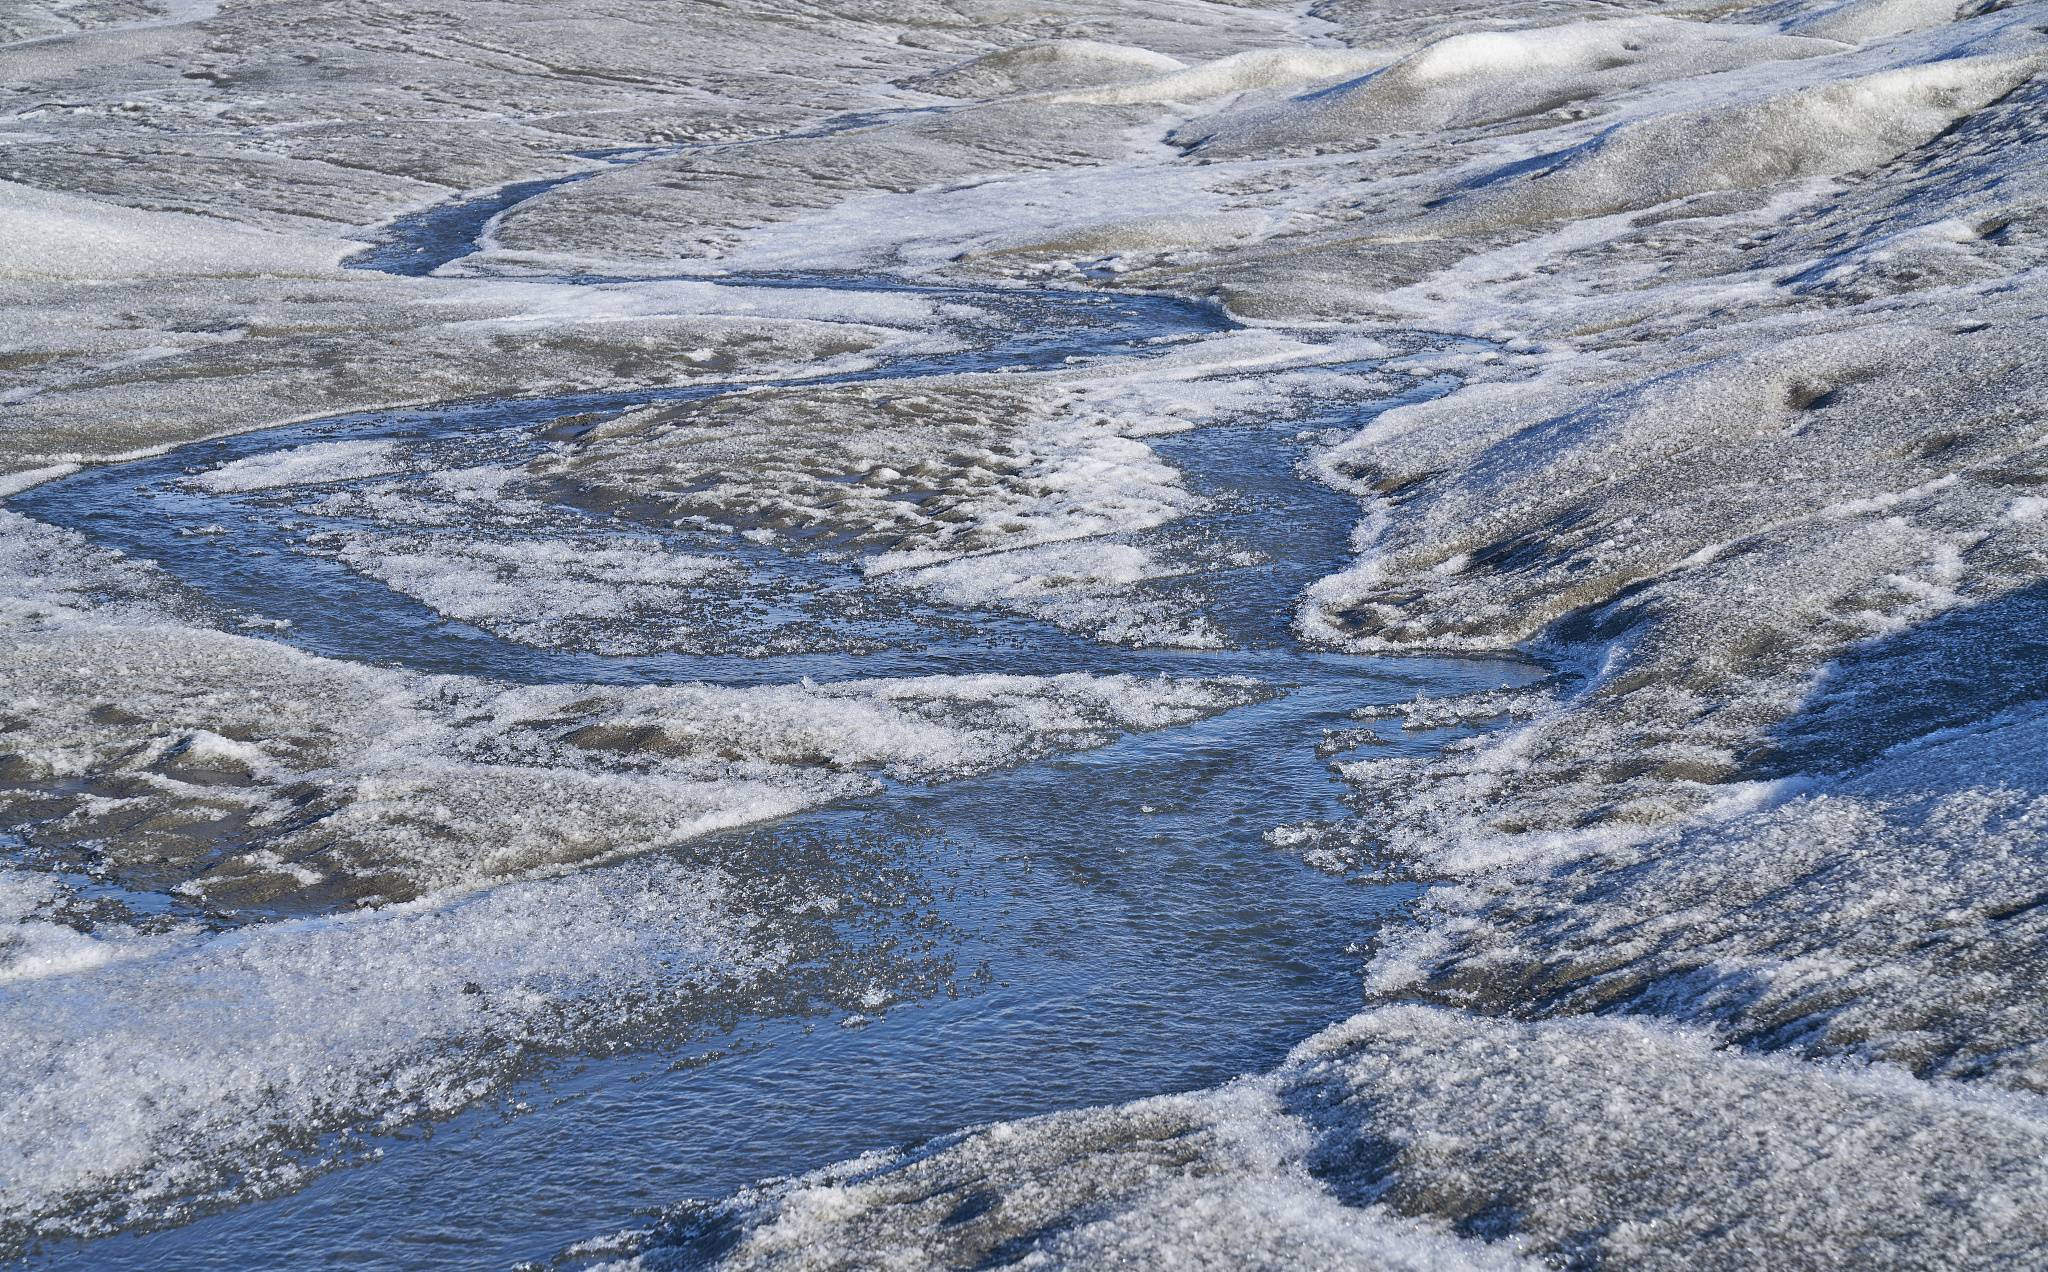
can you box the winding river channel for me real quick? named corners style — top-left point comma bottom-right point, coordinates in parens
top-left (11, 163), bottom-right (1541, 1268)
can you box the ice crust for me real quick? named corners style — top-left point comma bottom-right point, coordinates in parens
top-left (538, 371), bottom-right (1207, 573)
top-left (1372, 701), bottom-right (2048, 1090)
top-left (598, 1073), bottom-right (1537, 1271)
top-left (0, 179), bottom-right (343, 280)
top-left (889, 539), bottom-right (1227, 649)
top-left (0, 274), bottom-right (932, 476)
top-left (534, 329), bottom-right (1357, 644)
top-left (191, 440), bottom-right (405, 492)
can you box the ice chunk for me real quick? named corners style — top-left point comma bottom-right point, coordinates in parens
top-left (330, 532), bottom-right (734, 652)
top-left (189, 440), bottom-right (404, 492)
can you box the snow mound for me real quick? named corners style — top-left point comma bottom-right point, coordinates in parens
top-left (1436, 52), bottom-right (2045, 229)
top-left (1185, 19), bottom-right (1841, 155)
top-left (912, 40), bottom-right (1185, 98)
top-left (1054, 48), bottom-right (1386, 106)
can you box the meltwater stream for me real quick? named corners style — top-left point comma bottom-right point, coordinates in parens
top-left (8, 175), bottom-right (1541, 1269)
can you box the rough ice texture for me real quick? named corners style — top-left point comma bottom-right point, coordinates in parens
top-left (1054, 47), bottom-right (1392, 106)
top-left (1283, 1007), bottom-right (2048, 1269)
top-left (531, 330), bottom-right (1352, 645)
top-left (592, 1069), bottom-right (1536, 1272)
top-left (540, 374), bottom-right (1202, 568)
top-left (1371, 702), bottom-right (2048, 1085)
top-left (0, 275), bottom-right (924, 476)
top-left (190, 440), bottom-right (405, 492)
top-left (890, 539), bottom-right (1227, 648)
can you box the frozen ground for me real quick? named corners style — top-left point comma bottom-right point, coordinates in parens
top-left (4, 0), bottom-right (2047, 1266)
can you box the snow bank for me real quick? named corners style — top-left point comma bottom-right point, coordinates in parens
top-left (1054, 47), bottom-right (1387, 106)
top-left (1299, 301), bottom-right (2048, 862)
top-left (1375, 698), bottom-right (2048, 1092)
top-left (1283, 1006), bottom-right (2048, 1268)
top-left (1185, 19), bottom-right (1841, 156)
top-left (1436, 52), bottom-right (2044, 229)
top-left (591, 1075), bottom-right (1533, 1271)
top-left (0, 180), bottom-right (343, 280)
top-left (913, 39), bottom-right (1185, 98)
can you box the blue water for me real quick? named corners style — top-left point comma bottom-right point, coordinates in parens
top-left (7, 170), bottom-right (1541, 1269)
